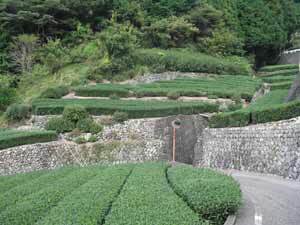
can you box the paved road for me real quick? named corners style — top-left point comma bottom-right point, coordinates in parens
top-left (231, 171), bottom-right (300, 225)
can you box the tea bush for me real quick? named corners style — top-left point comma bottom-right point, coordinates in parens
top-left (168, 165), bottom-right (241, 225)
top-left (0, 130), bottom-right (57, 150)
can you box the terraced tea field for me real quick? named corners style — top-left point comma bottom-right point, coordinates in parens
top-left (0, 129), bottom-right (57, 150)
top-left (0, 163), bottom-right (241, 225)
top-left (74, 76), bottom-right (262, 101)
top-left (32, 98), bottom-right (219, 118)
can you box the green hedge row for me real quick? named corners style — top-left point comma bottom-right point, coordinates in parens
top-left (74, 85), bottom-right (130, 97)
top-left (37, 165), bottom-right (133, 225)
top-left (259, 68), bottom-right (298, 77)
top-left (262, 75), bottom-right (295, 83)
top-left (0, 170), bottom-right (46, 194)
top-left (259, 64), bottom-right (298, 72)
top-left (73, 76), bottom-right (261, 102)
top-left (0, 130), bottom-right (58, 150)
top-left (105, 163), bottom-right (207, 225)
top-left (0, 168), bottom-right (74, 211)
top-left (209, 101), bottom-right (300, 128)
top-left (270, 81), bottom-right (292, 90)
top-left (135, 48), bottom-right (251, 75)
top-left (32, 99), bottom-right (219, 118)
top-left (0, 167), bottom-right (99, 225)
top-left (168, 165), bottom-right (241, 225)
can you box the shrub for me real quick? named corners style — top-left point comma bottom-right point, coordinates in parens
top-left (105, 163), bottom-right (204, 225)
top-left (76, 118), bottom-right (103, 134)
top-left (74, 85), bottom-right (129, 97)
top-left (109, 94), bottom-right (121, 100)
top-left (63, 105), bottom-right (88, 123)
top-left (74, 137), bottom-right (87, 144)
top-left (209, 110), bottom-right (250, 128)
top-left (87, 73), bottom-right (104, 83)
top-left (251, 101), bottom-right (300, 124)
top-left (88, 135), bottom-right (98, 142)
top-left (40, 86), bottom-right (69, 99)
top-left (5, 104), bottom-right (31, 121)
top-left (112, 111), bottom-right (129, 123)
top-left (168, 165), bottom-right (241, 225)
top-left (135, 48), bottom-right (251, 75)
top-left (167, 91), bottom-right (180, 100)
top-left (0, 87), bottom-right (16, 111)
top-left (0, 130), bottom-right (57, 150)
top-left (32, 99), bottom-right (219, 118)
top-left (259, 64), bottom-right (298, 72)
top-left (46, 117), bottom-right (75, 133)
top-left (231, 94), bottom-right (242, 104)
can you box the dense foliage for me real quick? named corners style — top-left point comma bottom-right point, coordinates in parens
top-left (168, 165), bottom-right (241, 225)
top-left (0, 163), bottom-right (241, 225)
top-left (32, 98), bottom-right (219, 118)
top-left (74, 76), bottom-right (261, 101)
top-left (209, 89), bottom-right (300, 128)
top-left (0, 129), bottom-right (57, 150)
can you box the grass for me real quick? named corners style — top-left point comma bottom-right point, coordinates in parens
top-left (0, 162), bottom-right (241, 225)
top-left (74, 76), bottom-right (262, 101)
top-left (17, 63), bottom-right (89, 103)
top-left (32, 98), bottom-right (219, 118)
top-left (135, 48), bottom-right (251, 75)
top-left (262, 75), bottom-right (295, 83)
top-left (0, 129), bottom-right (57, 150)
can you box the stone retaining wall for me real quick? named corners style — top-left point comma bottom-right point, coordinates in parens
top-left (198, 117), bottom-right (300, 180)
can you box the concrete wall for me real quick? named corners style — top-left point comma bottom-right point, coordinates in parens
top-left (198, 118), bottom-right (300, 180)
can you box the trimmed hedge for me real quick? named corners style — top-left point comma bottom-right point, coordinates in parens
top-left (39, 86), bottom-right (69, 99)
top-left (0, 168), bottom-right (74, 212)
top-left (259, 64), bottom-right (298, 72)
top-left (209, 111), bottom-right (250, 128)
top-left (262, 75), bottom-right (295, 83)
top-left (135, 48), bottom-right (251, 75)
top-left (37, 165), bottom-right (133, 225)
top-left (105, 163), bottom-right (207, 225)
top-left (259, 69), bottom-right (298, 77)
top-left (74, 76), bottom-right (261, 102)
top-left (210, 100), bottom-right (300, 128)
top-left (251, 101), bottom-right (300, 124)
top-left (168, 165), bottom-right (241, 225)
top-left (32, 99), bottom-right (219, 118)
top-left (74, 84), bottom-right (130, 97)
top-left (270, 81), bottom-right (292, 90)
top-left (0, 167), bottom-right (99, 225)
top-left (0, 130), bottom-right (58, 150)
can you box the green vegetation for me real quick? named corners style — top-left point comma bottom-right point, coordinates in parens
top-left (37, 165), bottom-right (133, 225)
top-left (46, 106), bottom-right (102, 134)
top-left (259, 64), bottom-right (298, 72)
top-left (209, 89), bottom-right (300, 128)
top-left (5, 104), bottom-right (31, 122)
top-left (168, 165), bottom-right (241, 225)
top-left (32, 99), bottom-right (219, 118)
top-left (39, 86), bottom-right (69, 99)
top-left (135, 48), bottom-right (251, 75)
top-left (0, 129), bottom-right (57, 150)
top-left (75, 76), bottom-right (262, 101)
top-left (0, 162), bottom-right (241, 225)
top-left (105, 163), bottom-right (206, 225)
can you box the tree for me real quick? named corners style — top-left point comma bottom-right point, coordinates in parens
top-left (237, 0), bottom-right (288, 66)
top-left (10, 34), bottom-right (39, 73)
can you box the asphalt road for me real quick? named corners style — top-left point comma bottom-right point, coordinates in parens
top-left (231, 171), bottom-right (300, 225)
